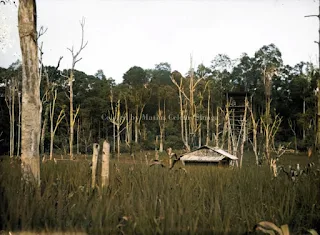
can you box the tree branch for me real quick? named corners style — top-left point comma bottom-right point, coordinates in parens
top-left (70, 17), bottom-right (88, 69)
top-left (55, 56), bottom-right (63, 71)
top-left (305, 14), bottom-right (319, 18)
top-left (37, 26), bottom-right (48, 41)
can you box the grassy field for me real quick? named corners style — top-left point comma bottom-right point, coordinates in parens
top-left (0, 151), bottom-right (319, 234)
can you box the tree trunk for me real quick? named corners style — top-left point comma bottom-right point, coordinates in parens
top-left (49, 90), bottom-right (65, 160)
top-left (91, 143), bottom-right (99, 189)
top-left (6, 79), bottom-right (16, 158)
top-left (77, 118), bottom-right (80, 154)
top-left (40, 103), bottom-right (49, 156)
top-left (125, 100), bottom-right (132, 147)
top-left (215, 107), bottom-right (219, 147)
top-left (184, 104), bottom-right (189, 150)
top-left (239, 98), bottom-right (248, 168)
top-left (101, 140), bottom-right (110, 188)
top-left (17, 91), bottom-right (21, 157)
top-left (113, 122), bottom-right (116, 153)
top-left (135, 106), bottom-right (139, 143)
top-left (117, 122), bottom-right (120, 160)
top-left (142, 124), bottom-right (147, 141)
top-left (158, 100), bottom-right (165, 153)
top-left (65, 19), bottom-right (87, 159)
top-left (206, 91), bottom-right (210, 146)
top-left (128, 114), bottom-right (132, 144)
top-left (198, 123), bottom-right (202, 147)
top-left (11, 81), bottom-right (15, 158)
top-left (159, 131), bottom-right (164, 153)
top-left (69, 73), bottom-right (74, 159)
top-left (50, 114), bottom-right (54, 160)
top-left (317, 72), bottom-right (320, 148)
top-left (249, 106), bottom-right (259, 165)
top-left (19, 0), bottom-right (41, 185)
top-left (49, 100), bottom-right (54, 160)
top-left (303, 98), bottom-right (306, 141)
top-left (265, 95), bottom-right (271, 163)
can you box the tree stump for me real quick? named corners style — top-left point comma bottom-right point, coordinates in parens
top-left (92, 143), bottom-right (100, 189)
top-left (101, 141), bottom-right (110, 188)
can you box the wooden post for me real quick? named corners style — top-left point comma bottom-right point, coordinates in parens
top-left (92, 143), bottom-right (100, 189)
top-left (101, 141), bottom-right (110, 188)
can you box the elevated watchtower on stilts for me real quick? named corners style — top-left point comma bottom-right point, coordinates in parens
top-left (224, 92), bottom-right (251, 135)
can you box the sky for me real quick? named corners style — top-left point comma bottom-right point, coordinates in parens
top-left (0, 0), bottom-right (319, 83)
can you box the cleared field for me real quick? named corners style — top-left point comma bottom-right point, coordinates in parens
top-left (0, 152), bottom-right (319, 234)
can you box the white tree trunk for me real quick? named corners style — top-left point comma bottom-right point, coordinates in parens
top-left (77, 118), bottom-right (80, 154)
top-left (198, 124), bottom-right (202, 147)
top-left (17, 91), bottom-right (21, 157)
top-left (239, 98), bottom-right (248, 168)
top-left (206, 91), bottom-right (210, 146)
top-left (159, 133), bottom-right (164, 152)
top-left (135, 106), bottom-right (139, 143)
top-left (92, 143), bottom-right (100, 189)
top-left (113, 122), bottom-right (116, 153)
top-left (101, 141), bottom-right (110, 188)
top-left (215, 107), bottom-right (220, 147)
top-left (117, 123), bottom-right (120, 160)
top-left (69, 74), bottom-right (74, 159)
top-left (49, 90), bottom-right (65, 160)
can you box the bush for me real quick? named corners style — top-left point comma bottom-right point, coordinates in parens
top-left (164, 135), bottom-right (184, 150)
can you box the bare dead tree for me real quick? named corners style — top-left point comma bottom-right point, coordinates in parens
top-left (220, 108), bottom-right (228, 150)
top-left (239, 97), bottom-right (248, 168)
top-left (124, 98), bottom-right (132, 148)
top-left (261, 114), bottom-right (282, 163)
top-left (171, 72), bottom-right (188, 150)
top-left (109, 91), bottom-right (125, 160)
top-left (40, 54), bottom-right (63, 157)
top-left (248, 104), bottom-right (260, 165)
top-left (17, 89), bottom-right (21, 157)
top-left (133, 88), bottom-right (150, 144)
top-left (64, 17), bottom-right (88, 160)
top-left (262, 66), bottom-right (278, 163)
top-left (170, 56), bottom-right (204, 151)
top-left (206, 89), bottom-right (211, 146)
top-left (215, 107), bottom-right (222, 147)
top-left (49, 89), bottom-right (65, 160)
top-left (5, 76), bottom-right (17, 158)
top-left (157, 99), bottom-right (166, 152)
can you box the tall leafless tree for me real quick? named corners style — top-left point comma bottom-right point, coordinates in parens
top-left (62, 18), bottom-right (87, 160)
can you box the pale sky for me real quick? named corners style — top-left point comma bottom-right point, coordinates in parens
top-left (0, 0), bottom-right (319, 83)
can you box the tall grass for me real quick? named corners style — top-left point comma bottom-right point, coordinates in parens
top-left (0, 157), bottom-right (319, 234)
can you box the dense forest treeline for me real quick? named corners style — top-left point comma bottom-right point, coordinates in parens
top-left (0, 43), bottom-right (318, 156)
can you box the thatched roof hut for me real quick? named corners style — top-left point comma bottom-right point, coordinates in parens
top-left (180, 146), bottom-right (238, 166)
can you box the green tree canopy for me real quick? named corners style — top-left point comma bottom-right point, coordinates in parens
top-left (123, 66), bottom-right (148, 87)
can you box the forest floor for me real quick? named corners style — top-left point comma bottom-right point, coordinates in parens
top-left (0, 150), bottom-right (319, 234)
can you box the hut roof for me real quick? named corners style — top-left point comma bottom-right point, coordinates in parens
top-left (180, 145), bottom-right (238, 163)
